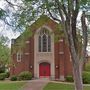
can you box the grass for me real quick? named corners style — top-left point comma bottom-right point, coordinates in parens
top-left (0, 81), bottom-right (26, 90)
top-left (43, 82), bottom-right (90, 90)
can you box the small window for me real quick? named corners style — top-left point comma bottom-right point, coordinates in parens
top-left (17, 52), bottom-right (22, 62)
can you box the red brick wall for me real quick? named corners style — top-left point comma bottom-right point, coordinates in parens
top-left (10, 17), bottom-right (73, 79)
top-left (10, 37), bottom-right (34, 77)
top-left (64, 41), bottom-right (73, 76)
top-left (54, 38), bottom-right (72, 79)
top-left (54, 42), bottom-right (60, 79)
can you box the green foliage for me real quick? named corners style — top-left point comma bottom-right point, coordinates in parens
top-left (0, 72), bottom-right (10, 80)
top-left (66, 72), bottom-right (90, 84)
top-left (85, 63), bottom-right (90, 72)
top-left (5, 72), bottom-right (10, 78)
top-left (0, 46), bottom-right (10, 64)
top-left (10, 75), bottom-right (17, 81)
top-left (0, 73), bottom-right (6, 80)
top-left (30, 15), bottom-right (51, 29)
top-left (18, 71), bottom-right (32, 80)
top-left (0, 65), bottom-right (5, 73)
top-left (0, 0), bottom-right (90, 31)
top-left (0, 36), bottom-right (11, 66)
top-left (82, 71), bottom-right (90, 84)
top-left (80, 0), bottom-right (90, 6)
top-left (0, 36), bottom-right (10, 77)
top-left (0, 9), bottom-right (5, 19)
top-left (65, 75), bottom-right (74, 82)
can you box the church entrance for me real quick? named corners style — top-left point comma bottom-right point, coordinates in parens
top-left (39, 62), bottom-right (50, 78)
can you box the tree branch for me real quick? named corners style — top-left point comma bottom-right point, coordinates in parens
top-left (54, 0), bottom-right (71, 47)
top-left (45, 0), bottom-right (61, 22)
top-left (5, 0), bottom-right (23, 9)
top-left (55, 0), bottom-right (65, 22)
top-left (73, 0), bottom-right (80, 18)
top-left (47, 8), bottom-right (61, 22)
top-left (81, 11), bottom-right (88, 61)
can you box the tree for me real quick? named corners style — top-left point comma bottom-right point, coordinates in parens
top-left (0, 0), bottom-right (90, 90)
top-left (0, 35), bottom-right (10, 73)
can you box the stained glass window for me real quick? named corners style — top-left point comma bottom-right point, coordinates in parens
top-left (38, 29), bottom-right (51, 52)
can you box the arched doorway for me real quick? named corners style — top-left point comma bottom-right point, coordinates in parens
top-left (39, 62), bottom-right (50, 78)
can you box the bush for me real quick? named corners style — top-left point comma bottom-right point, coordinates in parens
top-left (0, 73), bottom-right (6, 80)
top-left (18, 71), bottom-right (32, 80)
top-left (85, 64), bottom-right (90, 72)
top-left (65, 75), bottom-right (74, 82)
top-left (66, 72), bottom-right (90, 84)
top-left (82, 71), bottom-right (90, 84)
top-left (10, 75), bottom-right (17, 81)
top-left (5, 72), bottom-right (10, 78)
top-left (0, 65), bottom-right (5, 73)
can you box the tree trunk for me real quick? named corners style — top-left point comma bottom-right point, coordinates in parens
top-left (70, 42), bottom-right (83, 90)
top-left (70, 37), bottom-right (83, 90)
top-left (68, 22), bottom-right (83, 90)
top-left (73, 61), bottom-right (83, 90)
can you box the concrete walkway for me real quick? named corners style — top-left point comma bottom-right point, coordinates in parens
top-left (22, 79), bottom-right (49, 90)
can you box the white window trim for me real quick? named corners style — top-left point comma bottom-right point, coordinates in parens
top-left (38, 29), bottom-right (51, 52)
top-left (17, 52), bottom-right (22, 62)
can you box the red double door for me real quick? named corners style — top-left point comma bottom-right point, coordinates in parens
top-left (39, 62), bottom-right (50, 78)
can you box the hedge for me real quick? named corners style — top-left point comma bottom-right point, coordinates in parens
top-left (0, 73), bottom-right (6, 80)
top-left (18, 71), bottom-right (32, 80)
top-left (66, 71), bottom-right (90, 84)
top-left (10, 75), bottom-right (17, 81)
top-left (82, 71), bottom-right (90, 84)
top-left (65, 75), bottom-right (74, 82)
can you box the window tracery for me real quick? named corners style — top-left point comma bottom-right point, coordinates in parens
top-left (38, 28), bottom-right (51, 52)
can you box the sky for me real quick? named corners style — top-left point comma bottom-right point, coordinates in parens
top-left (0, 0), bottom-right (20, 47)
top-left (0, 0), bottom-right (90, 55)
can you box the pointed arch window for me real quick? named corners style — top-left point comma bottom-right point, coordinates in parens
top-left (38, 36), bottom-right (42, 52)
top-left (38, 29), bottom-right (51, 52)
top-left (48, 35), bottom-right (51, 52)
top-left (42, 34), bottom-right (47, 52)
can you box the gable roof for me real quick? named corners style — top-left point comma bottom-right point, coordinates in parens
top-left (12, 15), bottom-right (63, 47)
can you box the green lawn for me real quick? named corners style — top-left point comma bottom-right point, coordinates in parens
top-left (0, 81), bottom-right (26, 90)
top-left (43, 82), bottom-right (90, 90)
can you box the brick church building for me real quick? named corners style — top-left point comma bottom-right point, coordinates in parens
top-left (10, 15), bottom-right (72, 80)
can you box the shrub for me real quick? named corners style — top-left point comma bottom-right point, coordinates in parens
top-left (5, 72), bottom-right (10, 78)
top-left (0, 73), bottom-right (6, 80)
top-left (65, 72), bottom-right (90, 84)
top-left (18, 71), bottom-right (32, 80)
top-left (0, 65), bottom-right (5, 73)
top-left (85, 64), bottom-right (90, 72)
top-left (10, 75), bottom-right (17, 81)
top-left (65, 75), bottom-right (74, 82)
top-left (82, 71), bottom-right (90, 84)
